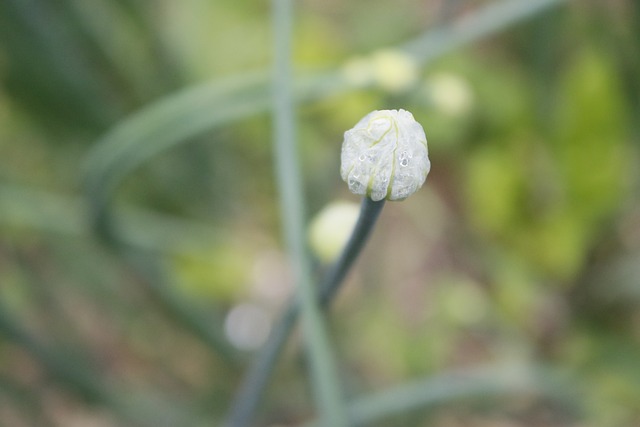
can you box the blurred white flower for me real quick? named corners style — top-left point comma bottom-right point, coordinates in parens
top-left (341, 109), bottom-right (430, 201)
top-left (342, 56), bottom-right (375, 88)
top-left (224, 303), bottom-right (271, 351)
top-left (308, 201), bottom-right (360, 262)
top-left (250, 250), bottom-right (292, 307)
top-left (371, 49), bottom-right (418, 93)
top-left (425, 73), bottom-right (474, 116)
top-left (342, 49), bottom-right (418, 93)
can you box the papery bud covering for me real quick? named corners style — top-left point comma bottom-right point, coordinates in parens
top-left (340, 109), bottom-right (430, 201)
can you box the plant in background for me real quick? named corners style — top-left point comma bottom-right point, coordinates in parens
top-left (0, 0), bottom-right (591, 425)
top-left (226, 109), bottom-right (430, 426)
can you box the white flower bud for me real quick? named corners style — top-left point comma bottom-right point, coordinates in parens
top-left (342, 49), bottom-right (419, 93)
top-left (425, 73), bottom-right (474, 116)
top-left (308, 201), bottom-right (360, 262)
top-left (340, 109), bottom-right (430, 201)
top-left (370, 50), bottom-right (418, 93)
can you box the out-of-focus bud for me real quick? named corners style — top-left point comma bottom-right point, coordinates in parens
top-left (308, 201), bottom-right (360, 263)
top-left (224, 303), bottom-right (271, 351)
top-left (341, 109), bottom-right (430, 201)
top-left (425, 73), bottom-right (474, 116)
top-left (342, 56), bottom-right (375, 88)
top-left (370, 49), bottom-right (418, 93)
top-left (342, 49), bottom-right (418, 93)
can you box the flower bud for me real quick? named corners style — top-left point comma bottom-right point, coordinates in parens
top-left (340, 109), bottom-right (430, 201)
top-left (425, 73), bottom-right (474, 116)
top-left (370, 50), bottom-right (418, 93)
top-left (308, 201), bottom-right (360, 263)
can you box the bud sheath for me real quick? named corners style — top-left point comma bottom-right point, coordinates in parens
top-left (341, 109), bottom-right (430, 201)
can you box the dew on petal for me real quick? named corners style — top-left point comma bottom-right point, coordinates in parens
top-left (340, 109), bottom-right (430, 201)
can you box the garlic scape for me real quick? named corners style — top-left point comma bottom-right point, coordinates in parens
top-left (340, 109), bottom-right (430, 201)
top-left (230, 109), bottom-right (430, 426)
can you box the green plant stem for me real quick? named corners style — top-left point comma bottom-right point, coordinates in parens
top-left (403, 0), bottom-right (567, 66)
top-left (270, 0), bottom-right (348, 425)
top-left (347, 365), bottom-right (536, 425)
top-left (226, 198), bottom-right (385, 427)
top-left (0, 184), bottom-right (227, 256)
top-left (301, 364), bottom-right (578, 426)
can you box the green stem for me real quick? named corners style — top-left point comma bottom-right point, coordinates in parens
top-left (226, 198), bottom-right (385, 427)
top-left (270, 0), bottom-right (348, 425)
top-left (303, 364), bottom-right (577, 426)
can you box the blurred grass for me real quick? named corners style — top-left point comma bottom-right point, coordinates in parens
top-left (1, 0), bottom-right (640, 426)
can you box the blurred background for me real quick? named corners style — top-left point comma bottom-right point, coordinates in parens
top-left (1, 0), bottom-right (639, 426)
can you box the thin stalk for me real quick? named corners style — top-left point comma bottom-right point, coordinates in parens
top-left (403, 0), bottom-right (568, 67)
top-left (226, 198), bottom-right (385, 427)
top-left (270, 0), bottom-right (348, 425)
top-left (302, 364), bottom-right (578, 426)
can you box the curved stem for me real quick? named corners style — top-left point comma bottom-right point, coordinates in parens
top-left (225, 197), bottom-right (385, 427)
top-left (304, 364), bottom-right (577, 427)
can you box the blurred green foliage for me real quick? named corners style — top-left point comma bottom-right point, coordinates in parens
top-left (1, 0), bottom-right (639, 426)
